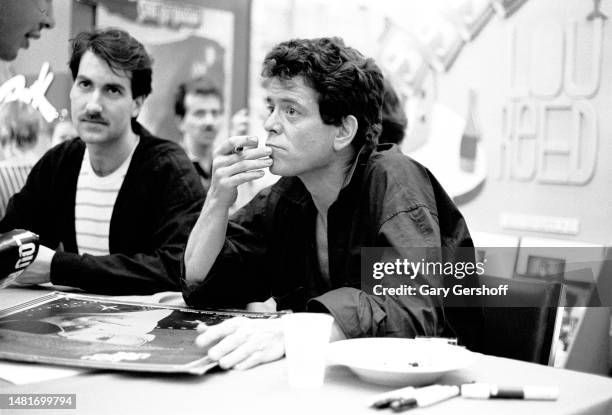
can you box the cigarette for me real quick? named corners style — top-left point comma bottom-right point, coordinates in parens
top-left (233, 145), bottom-right (244, 154)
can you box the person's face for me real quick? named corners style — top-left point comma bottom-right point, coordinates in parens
top-left (263, 76), bottom-right (339, 177)
top-left (70, 51), bottom-right (143, 148)
top-left (0, 0), bottom-right (55, 61)
top-left (178, 93), bottom-right (224, 149)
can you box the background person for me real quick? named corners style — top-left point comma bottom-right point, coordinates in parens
top-left (0, 28), bottom-right (205, 294)
top-left (0, 100), bottom-right (51, 217)
top-left (174, 77), bottom-right (226, 192)
top-left (0, 0), bottom-right (55, 62)
top-left (379, 78), bottom-right (408, 146)
top-left (174, 76), bottom-right (262, 211)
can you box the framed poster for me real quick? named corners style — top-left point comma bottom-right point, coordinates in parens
top-left (0, 292), bottom-right (282, 374)
top-left (73, 0), bottom-right (250, 142)
top-left (525, 255), bottom-right (566, 279)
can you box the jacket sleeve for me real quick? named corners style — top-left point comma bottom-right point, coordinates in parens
top-left (0, 152), bottom-right (59, 248)
top-left (182, 190), bottom-right (273, 308)
top-left (308, 205), bottom-right (446, 339)
top-left (50, 151), bottom-right (206, 295)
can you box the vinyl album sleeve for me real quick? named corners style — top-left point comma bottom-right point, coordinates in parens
top-left (0, 292), bottom-right (284, 375)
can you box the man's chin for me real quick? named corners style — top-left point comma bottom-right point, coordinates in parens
top-left (80, 134), bottom-right (109, 144)
top-left (0, 48), bottom-right (18, 61)
top-left (269, 163), bottom-right (295, 177)
top-left (197, 136), bottom-right (216, 146)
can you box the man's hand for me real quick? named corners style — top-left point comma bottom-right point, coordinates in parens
top-left (196, 316), bottom-right (284, 370)
top-left (207, 135), bottom-right (272, 209)
top-left (14, 245), bottom-right (55, 285)
top-left (184, 136), bottom-right (272, 284)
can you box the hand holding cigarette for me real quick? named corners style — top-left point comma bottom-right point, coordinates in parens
top-left (205, 135), bottom-right (273, 209)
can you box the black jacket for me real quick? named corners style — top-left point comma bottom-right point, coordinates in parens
top-left (183, 144), bottom-right (483, 349)
top-left (0, 123), bottom-right (206, 294)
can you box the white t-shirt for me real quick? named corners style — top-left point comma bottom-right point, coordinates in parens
top-left (75, 144), bottom-right (138, 255)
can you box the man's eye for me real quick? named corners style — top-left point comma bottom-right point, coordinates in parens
top-left (286, 107), bottom-right (298, 116)
top-left (78, 80), bottom-right (90, 88)
top-left (106, 87), bottom-right (121, 95)
top-left (266, 105), bottom-right (275, 114)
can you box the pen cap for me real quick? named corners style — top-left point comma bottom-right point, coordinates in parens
top-left (521, 386), bottom-right (559, 400)
top-left (461, 383), bottom-right (491, 399)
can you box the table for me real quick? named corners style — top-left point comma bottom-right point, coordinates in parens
top-left (1, 287), bottom-right (612, 415)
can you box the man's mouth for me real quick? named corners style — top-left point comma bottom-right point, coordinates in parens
top-left (81, 119), bottom-right (108, 126)
top-left (81, 120), bottom-right (108, 127)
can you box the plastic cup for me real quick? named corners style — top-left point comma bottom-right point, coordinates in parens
top-left (282, 313), bottom-right (334, 389)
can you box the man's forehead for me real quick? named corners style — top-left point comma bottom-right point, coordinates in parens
top-left (263, 76), bottom-right (317, 101)
top-left (185, 92), bottom-right (223, 107)
top-left (77, 50), bottom-right (132, 84)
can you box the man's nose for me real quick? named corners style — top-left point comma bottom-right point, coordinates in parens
top-left (263, 110), bottom-right (281, 135)
top-left (41, 1), bottom-right (55, 29)
top-left (203, 112), bottom-right (216, 125)
top-left (85, 90), bottom-right (103, 113)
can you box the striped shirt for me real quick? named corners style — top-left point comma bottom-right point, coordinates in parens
top-left (75, 144), bottom-right (138, 256)
top-left (0, 161), bottom-right (33, 218)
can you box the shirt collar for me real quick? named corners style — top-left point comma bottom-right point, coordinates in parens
top-left (340, 144), bottom-right (372, 191)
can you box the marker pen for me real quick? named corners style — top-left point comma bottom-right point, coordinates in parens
top-left (390, 385), bottom-right (460, 412)
top-left (461, 383), bottom-right (559, 400)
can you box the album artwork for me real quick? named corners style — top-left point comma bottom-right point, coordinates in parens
top-left (0, 292), bottom-right (282, 374)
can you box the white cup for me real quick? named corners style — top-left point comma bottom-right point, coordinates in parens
top-left (282, 313), bottom-right (334, 389)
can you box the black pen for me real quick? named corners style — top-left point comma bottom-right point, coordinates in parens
top-left (461, 383), bottom-right (559, 400)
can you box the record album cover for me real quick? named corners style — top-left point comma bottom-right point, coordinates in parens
top-left (0, 292), bottom-right (283, 375)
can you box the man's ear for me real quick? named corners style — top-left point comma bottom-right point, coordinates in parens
top-left (333, 115), bottom-right (358, 151)
top-left (131, 96), bottom-right (145, 119)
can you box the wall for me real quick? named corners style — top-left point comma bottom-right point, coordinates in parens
top-left (443, 0), bottom-right (612, 245)
top-left (249, 0), bottom-right (612, 245)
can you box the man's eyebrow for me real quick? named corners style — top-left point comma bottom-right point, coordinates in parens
top-left (74, 75), bottom-right (126, 91)
top-left (266, 96), bottom-right (302, 105)
top-left (105, 83), bottom-right (126, 91)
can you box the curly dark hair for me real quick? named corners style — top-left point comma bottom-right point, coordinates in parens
top-left (379, 79), bottom-right (408, 145)
top-left (262, 37), bottom-right (384, 150)
top-left (69, 28), bottom-right (153, 99)
top-left (174, 76), bottom-right (223, 118)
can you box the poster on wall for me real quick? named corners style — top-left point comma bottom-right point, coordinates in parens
top-left (95, 0), bottom-right (243, 142)
top-left (445, 0), bottom-right (495, 41)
